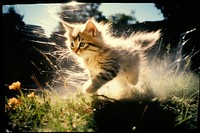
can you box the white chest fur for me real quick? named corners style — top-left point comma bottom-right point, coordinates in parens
top-left (83, 56), bottom-right (102, 75)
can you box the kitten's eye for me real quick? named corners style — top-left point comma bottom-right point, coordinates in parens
top-left (79, 42), bottom-right (85, 47)
top-left (71, 42), bottom-right (74, 48)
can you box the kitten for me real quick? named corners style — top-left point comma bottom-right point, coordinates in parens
top-left (62, 18), bottom-right (161, 94)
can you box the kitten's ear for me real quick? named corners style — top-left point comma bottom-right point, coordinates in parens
top-left (84, 20), bottom-right (100, 37)
top-left (61, 21), bottom-right (73, 32)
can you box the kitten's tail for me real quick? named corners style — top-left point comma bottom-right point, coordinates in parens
top-left (131, 29), bottom-right (161, 51)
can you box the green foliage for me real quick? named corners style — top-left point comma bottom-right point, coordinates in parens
top-left (5, 88), bottom-right (96, 132)
top-left (160, 73), bottom-right (199, 129)
top-left (5, 90), bottom-right (51, 131)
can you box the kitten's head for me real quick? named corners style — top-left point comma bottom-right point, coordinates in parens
top-left (63, 19), bottom-right (106, 57)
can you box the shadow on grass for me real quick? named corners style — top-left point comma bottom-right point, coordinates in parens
top-left (92, 96), bottom-right (179, 132)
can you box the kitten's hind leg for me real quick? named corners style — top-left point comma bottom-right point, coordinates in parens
top-left (125, 65), bottom-right (139, 86)
top-left (127, 72), bottom-right (139, 86)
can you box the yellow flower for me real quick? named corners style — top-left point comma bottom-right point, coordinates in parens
top-left (27, 92), bottom-right (35, 98)
top-left (7, 97), bottom-right (22, 108)
top-left (9, 81), bottom-right (21, 90)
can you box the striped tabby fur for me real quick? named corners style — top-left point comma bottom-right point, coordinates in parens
top-left (63, 18), bottom-right (161, 94)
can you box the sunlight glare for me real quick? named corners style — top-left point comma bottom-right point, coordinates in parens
top-left (67, 1), bottom-right (79, 7)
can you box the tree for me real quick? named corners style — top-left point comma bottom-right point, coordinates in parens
top-left (3, 7), bottom-right (56, 88)
top-left (155, 3), bottom-right (199, 32)
top-left (108, 10), bottom-right (137, 26)
top-left (59, 3), bottom-right (107, 23)
top-left (107, 12), bottom-right (138, 36)
top-left (3, 7), bottom-right (26, 85)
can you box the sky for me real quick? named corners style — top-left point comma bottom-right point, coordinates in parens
top-left (2, 2), bottom-right (164, 37)
top-left (99, 3), bottom-right (164, 22)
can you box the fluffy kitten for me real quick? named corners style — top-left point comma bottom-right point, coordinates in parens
top-left (62, 18), bottom-right (161, 94)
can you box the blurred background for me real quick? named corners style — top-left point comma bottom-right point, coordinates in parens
top-left (2, 1), bottom-right (200, 90)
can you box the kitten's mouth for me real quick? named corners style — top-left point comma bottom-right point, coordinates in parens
top-left (74, 49), bottom-right (79, 54)
top-left (74, 50), bottom-right (81, 56)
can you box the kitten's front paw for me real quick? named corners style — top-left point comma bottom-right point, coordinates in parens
top-left (82, 81), bottom-right (98, 94)
top-left (86, 86), bottom-right (98, 94)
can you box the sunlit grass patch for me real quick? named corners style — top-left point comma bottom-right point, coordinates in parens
top-left (151, 71), bottom-right (199, 129)
top-left (159, 73), bottom-right (199, 129)
top-left (145, 59), bottom-right (199, 101)
top-left (137, 49), bottom-right (199, 129)
top-left (36, 90), bottom-right (96, 132)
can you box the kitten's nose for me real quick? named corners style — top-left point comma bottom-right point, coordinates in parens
top-left (74, 48), bottom-right (78, 53)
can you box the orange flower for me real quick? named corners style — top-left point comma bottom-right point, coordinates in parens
top-left (27, 92), bottom-right (35, 98)
top-left (9, 81), bottom-right (21, 90)
top-left (7, 97), bottom-right (22, 108)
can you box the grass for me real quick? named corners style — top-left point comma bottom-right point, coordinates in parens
top-left (91, 71), bottom-right (199, 131)
top-left (4, 70), bottom-right (199, 132)
top-left (5, 87), bottom-right (96, 132)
